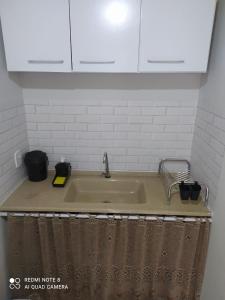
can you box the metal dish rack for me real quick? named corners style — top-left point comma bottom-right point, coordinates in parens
top-left (158, 158), bottom-right (209, 206)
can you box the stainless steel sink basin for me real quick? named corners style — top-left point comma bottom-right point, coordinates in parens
top-left (64, 178), bottom-right (146, 204)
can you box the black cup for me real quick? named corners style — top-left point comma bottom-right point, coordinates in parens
top-left (179, 181), bottom-right (190, 200)
top-left (190, 181), bottom-right (201, 200)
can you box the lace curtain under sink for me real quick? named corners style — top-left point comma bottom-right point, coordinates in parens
top-left (7, 216), bottom-right (210, 300)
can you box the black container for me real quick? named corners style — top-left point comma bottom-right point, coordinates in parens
top-left (190, 181), bottom-right (201, 200)
top-left (179, 181), bottom-right (190, 200)
top-left (52, 162), bottom-right (72, 187)
top-left (24, 150), bottom-right (48, 182)
top-left (55, 162), bottom-right (71, 177)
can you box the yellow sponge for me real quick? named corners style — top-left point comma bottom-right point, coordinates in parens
top-left (54, 176), bottom-right (66, 185)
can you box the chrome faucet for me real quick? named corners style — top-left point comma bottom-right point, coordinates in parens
top-left (102, 152), bottom-right (111, 178)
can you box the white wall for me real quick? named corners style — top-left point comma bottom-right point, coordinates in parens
top-left (0, 24), bottom-right (28, 300)
top-left (0, 30), bottom-right (28, 203)
top-left (190, 0), bottom-right (225, 298)
top-left (191, 0), bottom-right (225, 207)
top-left (21, 74), bottom-right (200, 171)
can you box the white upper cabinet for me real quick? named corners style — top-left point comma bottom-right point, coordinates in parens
top-left (0, 0), bottom-right (71, 72)
top-left (70, 0), bottom-right (141, 73)
top-left (139, 0), bottom-right (216, 73)
top-left (0, 0), bottom-right (216, 73)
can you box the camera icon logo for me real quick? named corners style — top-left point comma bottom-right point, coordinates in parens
top-left (9, 278), bottom-right (21, 289)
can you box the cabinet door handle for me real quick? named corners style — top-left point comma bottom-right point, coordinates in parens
top-left (28, 60), bottom-right (64, 64)
top-left (147, 59), bottom-right (185, 64)
top-left (79, 60), bottom-right (115, 65)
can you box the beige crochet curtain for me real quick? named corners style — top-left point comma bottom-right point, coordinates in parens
top-left (7, 216), bottom-right (210, 300)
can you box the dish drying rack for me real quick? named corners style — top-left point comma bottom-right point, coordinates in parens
top-left (158, 158), bottom-right (209, 206)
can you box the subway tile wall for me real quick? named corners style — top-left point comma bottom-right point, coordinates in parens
top-left (191, 106), bottom-right (225, 205)
top-left (24, 89), bottom-right (198, 171)
top-left (0, 105), bottom-right (28, 201)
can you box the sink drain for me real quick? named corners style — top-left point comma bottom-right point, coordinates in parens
top-left (103, 200), bottom-right (111, 204)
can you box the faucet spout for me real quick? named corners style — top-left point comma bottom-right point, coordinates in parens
top-left (103, 152), bottom-right (111, 178)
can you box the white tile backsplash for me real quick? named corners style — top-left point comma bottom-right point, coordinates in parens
top-left (24, 89), bottom-right (198, 171)
top-left (191, 106), bottom-right (225, 204)
top-left (0, 105), bottom-right (28, 202)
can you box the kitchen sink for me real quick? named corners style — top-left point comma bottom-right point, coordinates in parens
top-left (64, 178), bottom-right (146, 204)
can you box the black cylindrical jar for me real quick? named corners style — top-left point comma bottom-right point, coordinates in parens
top-left (24, 150), bottom-right (48, 182)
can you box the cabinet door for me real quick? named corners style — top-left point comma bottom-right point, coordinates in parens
top-left (0, 0), bottom-right (71, 72)
top-left (70, 0), bottom-right (140, 72)
top-left (139, 0), bottom-right (216, 73)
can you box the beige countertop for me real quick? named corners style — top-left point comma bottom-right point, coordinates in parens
top-left (0, 171), bottom-right (211, 217)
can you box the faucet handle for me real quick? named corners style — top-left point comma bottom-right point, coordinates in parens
top-left (102, 152), bottom-right (111, 178)
top-left (103, 152), bottom-right (107, 163)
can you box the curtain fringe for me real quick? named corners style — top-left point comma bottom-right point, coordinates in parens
top-left (0, 211), bottom-right (212, 223)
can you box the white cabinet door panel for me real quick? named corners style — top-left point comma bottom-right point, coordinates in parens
top-left (0, 0), bottom-right (71, 72)
top-left (139, 0), bottom-right (216, 73)
top-left (70, 0), bottom-right (140, 72)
